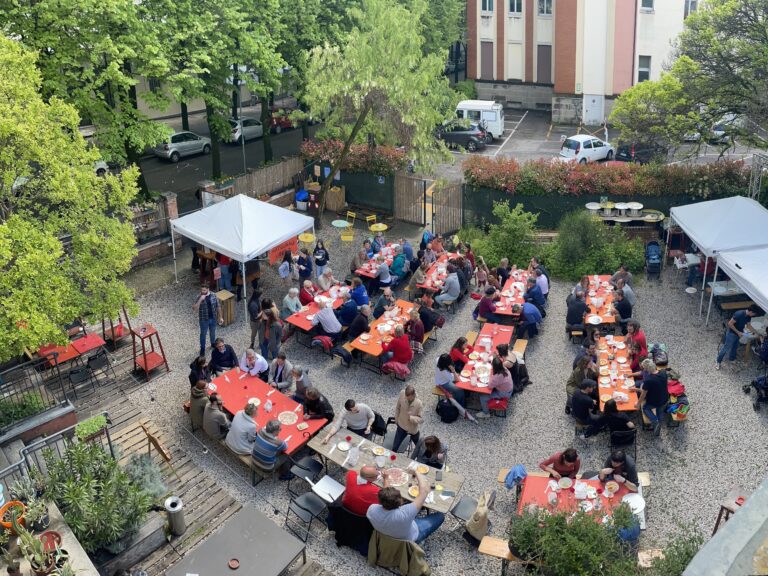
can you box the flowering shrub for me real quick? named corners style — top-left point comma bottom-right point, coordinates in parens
top-left (300, 139), bottom-right (408, 175)
top-left (464, 156), bottom-right (750, 198)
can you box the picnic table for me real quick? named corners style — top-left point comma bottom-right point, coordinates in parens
top-left (493, 271), bottom-right (530, 317)
top-left (517, 475), bottom-right (633, 517)
top-left (308, 429), bottom-right (465, 514)
top-left (284, 289), bottom-right (343, 332)
top-left (707, 280), bottom-right (745, 298)
top-left (585, 275), bottom-right (617, 326)
top-left (355, 244), bottom-right (395, 279)
top-left (595, 336), bottom-right (639, 412)
top-left (208, 368), bottom-right (327, 456)
top-left (349, 299), bottom-right (414, 369)
top-left (415, 253), bottom-right (455, 291)
top-left (454, 322), bottom-right (515, 395)
top-left (38, 333), bottom-right (107, 367)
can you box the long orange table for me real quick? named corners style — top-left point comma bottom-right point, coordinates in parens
top-left (493, 271), bottom-right (530, 317)
top-left (348, 299), bottom-right (413, 373)
top-left (585, 274), bottom-right (616, 326)
top-left (208, 368), bottom-right (327, 456)
top-left (355, 244), bottom-right (395, 279)
top-left (517, 475), bottom-right (631, 516)
top-left (596, 336), bottom-right (639, 412)
top-left (454, 323), bottom-right (515, 395)
top-left (415, 253), bottom-right (456, 290)
top-left (284, 290), bottom-right (343, 332)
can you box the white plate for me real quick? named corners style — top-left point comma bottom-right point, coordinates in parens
top-left (589, 290), bottom-right (596, 297)
top-left (580, 500), bottom-right (594, 512)
top-left (616, 357), bottom-right (627, 364)
top-left (685, 287), bottom-right (697, 294)
top-left (247, 397), bottom-right (261, 407)
top-left (622, 493), bottom-right (646, 514)
top-left (558, 477), bottom-right (573, 489)
top-left (360, 334), bottom-right (371, 341)
top-left (600, 376), bottom-right (611, 385)
top-left (207, 383), bottom-right (217, 391)
top-left (588, 316), bottom-right (603, 325)
top-left (336, 441), bottom-right (350, 452)
top-left (614, 342), bottom-right (626, 350)
top-left (306, 314), bottom-right (315, 321)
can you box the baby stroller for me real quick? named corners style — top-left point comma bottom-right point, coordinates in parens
top-left (645, 240), bottom-right (662, 280)
top-left (743, 338), bottom-right (768, 410)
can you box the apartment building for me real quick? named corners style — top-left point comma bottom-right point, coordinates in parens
top-left (467, 0), bottom-right (698, 124)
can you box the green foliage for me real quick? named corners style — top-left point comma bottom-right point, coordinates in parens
top-left (44, 441), bottom-right (151, 553)
top-left (300, 140), bottom-right (408, 175)
top-left (123, 454), bottom-right (167, 500)
top-left (0, 38), bottom-right (138, 361)
top-left (472, 202), bottom-right (537, 268)
top-left (75, 415), bottom-right (108, 441)
top-left (0, 393), bottom-right (47, 429)
top-left (454, 80), bottom-right (478, 100)
top-left (456, 225), bottom-right (485, 248)
top-left (648, 523), bottom-right (705, 576)
top-left (542, 212), bottom-right (645, 281)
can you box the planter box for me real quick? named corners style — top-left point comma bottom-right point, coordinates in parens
top-left (0, 401), bottom-right (76, 446)
top-left (93, 511), bottom-right (166, 576)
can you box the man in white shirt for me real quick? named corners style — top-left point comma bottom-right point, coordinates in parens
top-left (322, 399), bottom-right (375, 441)
top-left (311, 301), bottom-right (342, 340)
top-left (239, 348), bottom-right (269, 379)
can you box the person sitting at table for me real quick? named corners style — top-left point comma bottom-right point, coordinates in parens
top-left (322, 398), bottom-right (375, 442)
top-left (335, 292), bottom-right (359, 326)
top-left (189, 379), bottom-right (208, 430)
top-left (297, 247), bottom-right (313, 282)
top-left (268, 351), bottom-right (294, 392)
top-left (477, 356), bottom-right (515, 419)
top-left (477, 287), bottom-right (500, 323)
top-left (361, 239), bottom-right (373, 259)
top-left (449, 337), bottom-right (473, 372)
top-left (524, 276), bottom-right (546, 311)
top-left (486, 267), bottom-right (502, 291)
top-left (528, 256), bottom-right (549, 279)
top-left (435, 353), bottom-right (466, 408)
top-left (405, 308), bottom-right (425, 354)
top-left (351, 249), bottom-right (368, 277)
top-left (431, 234), bottom-right (445, 254)
top-left (539, 448), bottom-right (581, 480)
top-left (299, 280), bottom-right (319, 306)
top-left (496, 258), bottom-right (511, 285)
top-left (421, 288), bottom-right (435, 310)
top-left (317, 268), bottom-right (339, 292)
top-left (535, 268), bottom-right (549, 301)
top-left (573, 341), bottom-right (597, 369)
top-left (343, 466), bottom-right (393, 516)
top-left (566, 288), bottom-right (589, 334)
top-left (435, 265), bottom-right (461, 307)
top-left (391, 245), bottom-right (408, 282)
top-left (616, 277), bottom-right (636, 307)
top-left (373, 231), bottom-right (387, 254)
top-left (366, 471), bottom-right (445, 545)
top-left (257, 308), bottom-right (283, 361)
top-left (252, 419), bottom-right (292, 480)
top-left (637, 358), bottom-right (669, 436)
top-left (311, 301), bottom-right (343, 341)
top-left (210, 338), bottom-right (238, 375)
top-left (628, 341), bottom-right (647, 377)
top-left (613, 289), bottom-right (633, 335)
top-left (453, 258), bottom-right (469, 295)
top-left (572, 380), bottom-right (605, 438)
top-left (416, 298), bottom-right (440, 333)
top-left (371, 254), bottom-right (392, 293)
top-left (626, 320), bottom-right (648, 357)
top-left (598, 449), bottom-right (639, 492)
top-left (401, 238), bottom-right (414, 262)
top-left (611, 263), bottom-right (633, 287)
top-left (225, 401), bottom-right (258, 455)
top-left (188, 356), bottom-right (211, 386)
top-left (514, 302), bottom-right (543, 339)
top-left (290, 366), bottom-right (311, 404)
top-left (411, 261), bottom-right (428, 295)
top-left (350, 277), bottom-right (370, 307)
top-left (373, 287), bottom-right (396, 319)
top-left (203, 393), bottom-right (230, 440)
top-left (304, 387), bottom-right (336, 421)
top-left (382, 325), bottom-right (413, 365)
top-left (412, 435), bottom-right (448, 469)
top-left (240, 348), bottom-right (269, 380)
top-left (423, 243), bottom-right (437, 265)
top-left (603, 399), bottom-right (635, 432)
top-left (348, 305), bottom-right (372, 342)
top-left (569, 276), bottom-right (590, 303)
top-left (393, 385), bottom-right (423, 452)
top-left (496, 343), bottom-right (531, 389)
top-left (281, 287), bottom-right (302, 320)
top-left (566, 356), bottom-right (597, 413)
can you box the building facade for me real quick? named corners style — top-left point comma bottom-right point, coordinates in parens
top-left (467, 0), bottom-right (698, 124)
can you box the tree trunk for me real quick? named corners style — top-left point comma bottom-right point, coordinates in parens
top-left (261, 91), bottom-right (273, 165)
top-left (299, 101), bottom-right (310, 140)
top-left (317, 102), bottom-right (372, 229)
top-left (232, 62), bottom-right (240, 120)
top-left (122, 63), bottom-right (149, 198)
top-left (205, 102), bottom-right (222, 179)
top-left (181, 101), bottom-right (189, 131)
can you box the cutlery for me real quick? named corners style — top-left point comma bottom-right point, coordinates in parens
top-left (284, 435), bottom-right (292, 443)
top-left (294, 405), bottom-right (303, 412)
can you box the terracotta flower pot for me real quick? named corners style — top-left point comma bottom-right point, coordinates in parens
top-left (0, 501), bottom-right (26, 535)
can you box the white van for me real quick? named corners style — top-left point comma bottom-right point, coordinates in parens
top-left (455, 100), bottom-right (505, 142)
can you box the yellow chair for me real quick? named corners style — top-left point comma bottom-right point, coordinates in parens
top-left (346, 211), bottom-right (357, 226)
top-left (366, 215), bottom-right (377, 230)
top-left (341, 229), bottom-right (354, 242)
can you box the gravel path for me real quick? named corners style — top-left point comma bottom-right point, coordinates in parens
top-left (124, 222), bottom-right (768, 575)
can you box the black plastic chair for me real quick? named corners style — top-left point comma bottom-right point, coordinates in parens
top-left (369, 411), bottom-right (388, 443)
top-left (284, 491), bottom-right (328, 542)
top-left (287, 456), bottom-right (324, 497)
top-left (68, 366), bottom-right (94, 399)
top-left (87, 349), bottom-right (116, 382)
top-left (609, 429), bottom-right (638, 461)
top-left (450, 490), bottom-right (496, 533)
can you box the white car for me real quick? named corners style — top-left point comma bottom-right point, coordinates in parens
top-left (558, 134), bottom-right (615, 163)
top-left (228, 117), bottom-right (263, 144)
top-left (152, 131), bottom-right (212, 163)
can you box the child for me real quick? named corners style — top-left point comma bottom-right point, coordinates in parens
top-left (475, 256), bottom-right (488, 293)
top-left (422, 288), bottom-right (435, 310)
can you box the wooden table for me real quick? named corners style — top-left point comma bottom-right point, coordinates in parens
top-left (595, 336), bottom-right (639, 412)
top-left (493, 271), bottom-right (530, 318)
top-left (585, 275), bottom-right (617, 326)
top-left (415, 253), bottom-right (454, 290)
top-left (284, 290), bottom-right (343, 332)
top-left (348, 299), bottom-right (413, 371)
top-left (209, 368), bottom-right (327, 456)
top-left (517, 475), bottom-right (631, 516)
top-left (308, 429), bottom-right (465, 514)
top-left (355, 244), bottom-right (395, 279)
top-left (454, 323), bottom-right (515, 395)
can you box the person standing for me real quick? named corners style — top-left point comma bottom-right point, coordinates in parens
top-left (637, 359), bottom-right (669, 436)
top-left (716, 306), bottom-right (761, 369)
top-left (248, 289), bottom-right (263, 349)
top-left (217, 253), bottom-right (233, 291)
top-left (193, 283), bottom-right (223, 357)
top-left (392, 385), bottom-right (423, 452)
top-left (278, 250), bottom-right (294, 286)
top-left (313, 240), bottom-right (330, 278)
top-left (258, 308), bottom-right (283, 361)
top-left (297, 248), bottom-right (313, 282)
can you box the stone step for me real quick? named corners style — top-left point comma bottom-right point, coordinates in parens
top-left (288, 559), bottom-right (334, 576)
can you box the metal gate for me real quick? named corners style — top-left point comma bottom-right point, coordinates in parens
top-left (394, 172), bottom-right (426, 226)
top-left (432, 180), bottom-right (463, 236)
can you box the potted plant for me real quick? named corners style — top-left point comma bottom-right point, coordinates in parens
top-left (26, 498), bottom-right (50, 533)
top-left (506, 506), bottom-right (543, 562)
top-left (611, 501), bottom-right (641, 547)
top-left (74, 414), bottom-right (108, 443)
top-left (9, 476), bottom-right (37, 504)
top-left (17, 523), bottom-right (56, 576)
top-left (53, 563), bottom-right (77, 576)
top-left (0, 528), bottom-right (9, 554)
top-left (0, 502), bottom-right (25, 535)
top-left (2, 549), bottom-right (22, 576)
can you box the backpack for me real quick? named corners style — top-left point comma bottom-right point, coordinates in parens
top-left (472, 304), bottom-right (480, 321)
top-left (436, 398), bottom-right (459, 423)
top-left (650, 343), bottom-right (668, 366)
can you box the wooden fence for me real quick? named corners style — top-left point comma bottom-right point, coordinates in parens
top-left (231, 157), bottom-right (305, 198)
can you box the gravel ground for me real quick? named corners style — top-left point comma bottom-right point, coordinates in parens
top-left (123, 218), bottom-right (768, 575)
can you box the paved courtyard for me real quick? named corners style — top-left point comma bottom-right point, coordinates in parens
top-left (123, 218), bottom-right (768, 575)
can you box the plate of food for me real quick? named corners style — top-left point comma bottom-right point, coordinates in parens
top-left (468, 352), bottom-right (479, 360)
top-left (247, 397), bottom-right (261, 408)
top-left (588, 315), bottom-right (603, 325)
top-left (614, 342), bottom-right (626, 349)
top-left (372, 446), bottom-right (387, 456)
top-left (306, 314), bottom-right (315, 321)
top-left (460, 370), bottom-right (471, 378)
top-left (599, 367), bottom-right (609, 375)
top-left (589, 290), bottom-right (597, 297)
top-left (416, 464), bottom-right (430, 475)
top-left (386, 319), bottom-right (396, 326)
top-left (580, 500), bottom-right (594, 512)
top-left (296, 422), bottom-right (309, 431)
top-left (387, 468), bottom-right (409, 486)
top-left (558, 477), bottom-right (573, 489)
top-left (601, 281), bottom-right (610, 287)
top-left (278, 411), bottom-right (299, 426)
top-left (600, 376), bottom-right (611, 385)
top-left (616, 357), bottom-right (627, 364)
top-left (408, 486), bottom-right (420, 498)
top-left (604, 481), bottom-right (620, 494)
top-left (599, 358), bottom-right (608, 366)
top-left (474, 364), bottom-right (491, 378)
top-left (600, 394), bottom-right (612, 402)
top-left (336, 441), bottom-right (351, 452)
top-left (360, 333), bottom-right (371, 341)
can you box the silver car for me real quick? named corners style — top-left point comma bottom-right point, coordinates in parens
top-left (153, 131), bottom-right (212, 162)
top-left (228, 117), bottom-right (263, 144)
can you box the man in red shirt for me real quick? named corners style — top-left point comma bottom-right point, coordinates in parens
top-left (343, 466), bottom-right (393, 515)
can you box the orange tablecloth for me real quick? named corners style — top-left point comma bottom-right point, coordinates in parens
top-left (494, 271), bottom-right (530, 316)
top-left (596, 336), bottom-right (639, 412)
top-left (416, 253), bottom-right (456, 290)
top-left (585, 274), bottom-right (616, 325)
top-left (284, 291), bottom-right (343, 331)
top-left (517, 475), bottom-right (631, 516)
top-left (71, 333), bottom-right (106, 355)
top-left (38, 343), bottom-right (80, 366)
top-left (208, 368), bottom-right (327, 456)
top-left (355, 244), bottom-right (395, 278)
top-left (349, 299), bottom-right (413, 357)
top-left (454, 323), bottom-right (515, 395)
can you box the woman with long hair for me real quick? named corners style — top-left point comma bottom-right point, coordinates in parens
top-left (477, 356), bottom-right (514, 418)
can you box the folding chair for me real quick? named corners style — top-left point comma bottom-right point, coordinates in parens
top-left (346, 211), bottom-right (357, 226)
top-left (366, 215), bottom-right (377, 230)
top-left (287, 456), bottom-right (324, 497)
top-left (609, 429), bottom-right (637, 462)
top-left (449, 490), bottom-right (496, 533)
top-left (284, 491), bottom-right (328, 542)
top-left (341, 228), bottom-right (354, 242)
top-left (68, 366), bottom-right (94, 399)
top-left (87, 349), bottom-right (117, 382)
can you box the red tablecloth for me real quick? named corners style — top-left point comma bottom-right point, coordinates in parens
top-left (355, 244), bottom-right (395, 278)
top-left (209, 369), bottom-right (327, 455)
top-left (517, 475), bottom-right (631, 516)
top-left (494, 271), bottom-right (530, 316)
top-left (585, 274), bottom-right (616, 325)
top-left (285, 291), bottom-right (343, 331)
top-left (71, 333), bottom-right (107, 355)
top-left (38, 343), bottom-right (80, 366)
top-left (416, 253), bottom-right (455, 290)
top-left (454, 323), bottom-right (514, 395)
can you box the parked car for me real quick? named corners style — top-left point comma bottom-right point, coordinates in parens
top-left (228, 117), bottom-right (264, 144)
top-left (557, 134), bottom-right (615, 163)
top-left (153, 131), bottom-right (212, 162)
top-left (437, 122), bottom-right (487, 152)
top-left (615, 141), bottom-right (668, 164)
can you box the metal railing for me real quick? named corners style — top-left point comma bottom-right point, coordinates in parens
top-left (0, 356), bottom-right (68, 435)
top-left (0, 459), bottom-right (28, 499)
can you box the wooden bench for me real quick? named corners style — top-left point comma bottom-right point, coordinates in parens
top-left (497, 469), bottom-right (549, 483)
top-left (466, 330), bottom-right (478, 346)
top-left (512, 339), bottom-right (528, 359)
top-left (432, 386), bottom-right (447, 398)
top-left (638, 472), bottom-right (651, 492)
top-left (477, 316), bottom-right (488, 327)
top-left (718, 300), bottom-right (754, 312)
top-left (479, 536), bottom-right (520, 576)
top-left (422, 328), bottom-right (437, 345)
top-left (218, 439), bottom-right (275, 486)
top-left (567, 329), bottom-right (584, 343)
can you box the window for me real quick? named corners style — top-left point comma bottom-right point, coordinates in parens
top-left (148, 77), bottom-right (162, 94)
top-left (640, 0), bottom-right (653, 9)
top-left (509, 0), bottom-right (522, 14)
top-left (638, 56), bottom-right (651, 82)
top-left (538, 0), bottom-right (552, 15)
top-left (482, 0), bottom-right (494, 12)
top-left (684, 0), bottom-right (697, 17)
top-left (467, 110), bottom-right (482, 122)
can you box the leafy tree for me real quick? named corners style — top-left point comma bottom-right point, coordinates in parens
top-left (0, 37), bottom-right (138, 361)
top-left (397, 0), bottom-right (465, 56)
top-left (472, 202), bottom-right (538, 268)
top-left (304, 0), bottom-right (457, 222)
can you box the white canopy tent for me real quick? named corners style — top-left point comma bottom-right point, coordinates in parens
top-left (170, 194), bottom-right (314, 318)
top-left (666, 196), bottom-right (768, 315)
top-left (705, 247), bottom-right (768, 324)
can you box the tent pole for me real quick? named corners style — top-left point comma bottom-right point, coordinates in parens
top-left (663, 220), bottom-right (671, 270)
top-left (699, 258), bottom-right (708, 315)
top-left (705, 262), bottom-right (720, 325)
top-left (242, 261), bottom-right (247, 321)
top-left (171, 226), bottom-right (178, 283)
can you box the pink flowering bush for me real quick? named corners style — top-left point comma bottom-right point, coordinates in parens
top-left (300, 139), bottom-right (408, 176)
